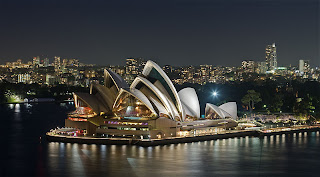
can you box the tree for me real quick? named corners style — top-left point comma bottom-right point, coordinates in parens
top-left (293, 94), bottom-right (316, 119)
top-left (269, 93), bottom-right (283, 112)
top-left (241, 90), bottom-right (262, 116)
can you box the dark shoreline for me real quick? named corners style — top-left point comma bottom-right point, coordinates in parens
top-left (1, 100), bottom-right (74, 105)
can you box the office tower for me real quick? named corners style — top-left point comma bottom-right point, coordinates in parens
top-left (54, 56), bottom-right (61, 74)
top-left (62, 59), bottom-right (68, 73)
top-left (265, 43), bottom-right (277, 71)
top-left (299, 59), bottom-right (310, 75)
top-left (17, 59), bottom-right (22, 65)
top-left (126, 58), bottom-right (138, 75)
top-left (200, 65), bottom-right (212, 83)
top-left (43, 58), bottom-right (49, 67)
top-left (125, 58), bottom-right (138, 83)
top-left (33, 56), bottom-right (40, 67)
top-left (256, 61), bottom-right (268, 74)
top-left (18, 73), bottom-right (31, 83)
top-left (136, 58), bottom-right (146, 74)
top-left (241, 60), bottom-right (255, 73)
top-left (68, 59), bottom-right (79, 67)
top-left (46, 74), bottom-right (58, 85)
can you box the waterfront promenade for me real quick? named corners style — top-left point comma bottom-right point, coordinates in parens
top-left (46, 125), bottom-right (320, 146)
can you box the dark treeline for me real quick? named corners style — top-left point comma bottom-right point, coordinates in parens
top-left (0, 81), bottom-right (89, 103)
top-left (177, 80), bottom-right (320, 118)
top-left (1, 80), bottom-right (319, 119)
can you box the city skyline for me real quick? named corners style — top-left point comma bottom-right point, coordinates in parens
top-left (1, 56), bottom-right (318, 87)
top-left (0, 0), bottom-right (318, 67)
top-left (1, 1), bottom-right (320, 176)
top-left (0, 49), bottom-right (316, 68)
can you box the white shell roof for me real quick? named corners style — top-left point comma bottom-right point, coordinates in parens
top-left (74, 92), bottom-right (109, 114)
top-left (104, 69), bottom-right (129, 90)
top-left (219, 102), bottom-right (237, 120)
top-left (113, 88), bottom-right (158, 117)
top-left (73, 60), bottom-right (238, 122)
top-left (142, 60), bottom-right (184, 119)
top-left (181, 102), bottom-right (196, 118)
top-left (90, 83), bottom-right (115, 110)
top-left (130, 76), bottom-right (178, 120)
top-left (149, 97), bottom-right (169, 116)
top-left (205, 102), bottom-right (237, 120)
top-left (178, 87), bottom-right (200, 118)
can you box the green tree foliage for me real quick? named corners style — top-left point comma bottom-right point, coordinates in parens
top-left (241, 90), bottom-right (262, 114)
top-left (0, 82), bottom-right (89, 103)
top-left (293, 94), bottom-right (316, 118)
top-left (176, 80), bottom-right (320, 118)
top-left (269, 93), bottom-right (283, 112)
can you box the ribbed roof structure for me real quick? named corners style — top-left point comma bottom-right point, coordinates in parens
top-left (73, 60), bottom-right (237, 122)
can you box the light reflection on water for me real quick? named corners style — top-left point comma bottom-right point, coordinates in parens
top-left (2, 103), bottom-right (320, 177)
top-left (44, 133), bottom-right (320, 177)
top-left (14, 104), bottom-right (20, 112)
top-left (8, 103), bottom-right (14, 109)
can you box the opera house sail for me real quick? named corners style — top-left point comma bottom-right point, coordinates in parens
top-left (66, 60), bottom-right (238, 139)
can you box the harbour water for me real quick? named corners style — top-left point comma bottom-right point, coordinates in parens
top-left (1, 103), bottom-right (320, 177)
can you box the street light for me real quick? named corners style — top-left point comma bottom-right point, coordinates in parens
top-left (211, 90), bottom-right (219, 104)
top-left (212, 91), bottom-right (218, 97)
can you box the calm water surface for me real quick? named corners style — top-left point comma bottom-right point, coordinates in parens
top-left (1, 103), bottom-right (320, 177)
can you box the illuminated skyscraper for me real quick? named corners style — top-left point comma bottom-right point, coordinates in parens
top-left (136, 58), bottom-right (146, 74)
top-left (17, 59), bottom-right (22, 65)
top-left (54, 56), bottom-right (61, 74)
top-left (241, 60), bottom-right (255, 73)
top-left (200, 65), bottom-right (212, 83)
top-left (265, 43), bottom-right (277, 71)
top-left (256, 61), bottom-right (268, 74)
top-left (68, 59), bottom-right (79, 67)
top-left (18, 73), bottom-right (31, 83)
top-left (43, 58), bottom-right (49, 67)
top-left (299, 59), bottom-right (310, 77)
top-left (125, 58), bottom-right (139, 83)
top-left (62, 59), bottom-right (68, 73)
top-left (126, 58), bottom-right (138, 75)
top-left (33, 56), bottom-right (40, 68)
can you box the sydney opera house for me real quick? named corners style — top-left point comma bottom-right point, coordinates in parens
top-left (66, 61), bottom-right (238, 139)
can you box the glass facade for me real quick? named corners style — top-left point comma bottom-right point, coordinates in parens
top-left (113, 92), bottom-right (156, 118)
top-left (74, 99), bottom-right (95, 115)
top-left (205, 109), bottom-right (221, 119)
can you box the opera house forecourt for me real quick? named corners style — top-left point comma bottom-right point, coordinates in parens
top-left (48, 60), bottom-right (238, 140)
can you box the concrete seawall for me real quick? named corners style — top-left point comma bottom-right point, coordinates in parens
top-left (46, 127), bottom-right (320, 146)
top-left (46, 134), bottom-right (132, 145)
top-left (46, 131), bottom-right (258, 146)
top-left (258, 127), bottom-right (320, 137)
top-left (136, 131), bottom-right (258, 146)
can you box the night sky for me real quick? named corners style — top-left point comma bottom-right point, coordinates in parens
top-left (0, 0), bottom-right (319, 67)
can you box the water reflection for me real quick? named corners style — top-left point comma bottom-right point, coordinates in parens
top-left (14, 104), bottom-right (20, 112)
top-left (8, 103), bottom-right (14, 109)
top-left (2, 103), bottom-right (320, 177)
top-left (24, 103), bottom-right (32, 108)
top-left (45, 133), bottom-right (320, 177)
